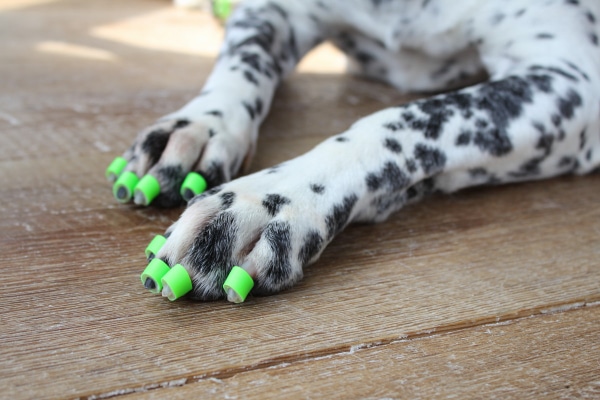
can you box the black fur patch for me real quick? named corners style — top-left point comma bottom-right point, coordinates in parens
top-left (456, 130), bottom-right (472, 146)
top-left (187, 212), bottom-right (238, 298)
top-left (384, 138), bottom-right (403, 153)
top-left (220, 192), bottom-right (236, 210)
top-left (153, 165), bottom-right (186, 208)
top-left (473, 76), bottom-right (538, 156)
top-left (262, 194), bottom-right (291, 216)
top-left (244, 70), bottom-right (259, 86)
top-left (298, 230), bottom-right (324, 265)
top-left (205, 110), bottom-right (223, 117)
top-left (142, 129), bottom-right (171, 165)
top-left (310, 184), bottom-right (325, 194)
top-left (201, 161), bottom-right (227, 188)
top-left (366, 161), bottom-right (411, 192)
top-left (259, 221), bottom-right (293, 290)
top-left (414, 144), bottom-right (447, 175)
top-left (174, 119), bottom-right (190, 128)
top-left (557, 89), bottom-right (583, 119)
top-left (325, 194), bottom-right (358, 240)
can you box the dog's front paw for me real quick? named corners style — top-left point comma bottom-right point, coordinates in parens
top-left (107, 113), bottom-right (253, 208)
top-left (147, 166), bottom-right (347, 301)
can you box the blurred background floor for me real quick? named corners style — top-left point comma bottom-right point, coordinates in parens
top-left (0, 0), bottom-right (599, 398)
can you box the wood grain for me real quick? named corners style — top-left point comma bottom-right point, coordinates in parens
top-left (0, 1), bottom-right (598, 399)
top-left (121, 306), bottom-right (600, 399)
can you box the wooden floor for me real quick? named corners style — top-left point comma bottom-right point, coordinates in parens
top-left (1, 1), bottom-right (599, 399)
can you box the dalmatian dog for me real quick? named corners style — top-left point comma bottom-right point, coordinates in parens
top-left (114, 0), bottom-right (600, 300)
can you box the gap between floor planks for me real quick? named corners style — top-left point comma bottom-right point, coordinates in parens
top-left (87, 304), bottom-right (600, 399)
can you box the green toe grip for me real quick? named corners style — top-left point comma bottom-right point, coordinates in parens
top-left (134, 175), bottom-right (161, 206)
top-left (145, 235), bottom-right (167, 259)
top-left (223, 266), bottom-right (254, 303)
top-left (161, 264), bottom-right (193, 301)
top-left (180, 172), bottom-right (207, 201)
top-left (106, 156), bottom-right (127, 181)
top-left (213, 0), bottom-right (233, 20)
top-left (113, 171), bottom-right (139, 203)
top-left (140, 258), bottom-right (170, 294)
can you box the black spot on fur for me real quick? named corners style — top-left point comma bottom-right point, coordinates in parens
top-left (529, 65), bottom-right (577, 83)
top-left (456, 131), bottom-right (472, 146)
top-left (384, 138), bottom-right (403, 153)
top-left (536, 33), bottom-right (555, 40)
top-left (205, 110), bottom-right (223, 117)
top-left (152, 165), bottom-right (186, 208)
top-left (526, 74), bottom-right (555, 93)
top-left (187, 212), bottom-right (237, 299)
top-left (557, 89), bottom-right (583, 119)
top-left (405, 159), bottom-right (417, 173)
top-left (384, 121), bottom-right (405, 131)
top-left (298, 230), bottom-right (324, 265)
top-left (220, 192), bottom-right (236, 210)
top-left (336, 136), bottom-right (349, 142)
top-left (174, 119), bottom-right (190, 128)
top-left (585, 11), bottom-right (596, 24)
top-left (366, 161), bottom-right (411, 192)
top-left (591, 33), bottom-right (599, 46)
top-left (473, 76), bottom-right (537, 156)
top-left (325, 195), bottom-right (358, 239)
top-left (244, 70), bottom-right (259, 86)
top-left (469, 168), bottom-right (489, 178)
top-left (310, 184), bottom-right (325, 194)
top-left (262, 194), bottom-right (291, 216)
top-left (412, 99), bottom-right (455, 140)
top-left (243, 101), bottom-right (256, 120)
top-left (257, 221), bottom-right (293, 292)
top-left (201, 161), bottom-right (227, 188)
top-left (562, 60), bottom-right (591, 81)
top-left (142, 129), bottom-right (171, 165)
top-left (414, 144), bottom-right (447, 175)
top-left (579, 129), bottom-right (588, 150)
top-left (551, 114), bottom-right (563, 127)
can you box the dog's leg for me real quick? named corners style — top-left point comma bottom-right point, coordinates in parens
top-left (113, 0), bottom-right (325, 207)
top-left (154, 56), bottom-right (599, 299)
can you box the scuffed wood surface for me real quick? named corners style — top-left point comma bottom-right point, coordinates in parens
top-left (0, 1), bottom-right (598, 399)
top-left (123, 307), bottom-right (600, 399)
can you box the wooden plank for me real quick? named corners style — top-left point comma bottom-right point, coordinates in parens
top-left (0, 1), bottom-right (599, 399)
top-left (1, 164), bottom-right (598, 399)
top-left (122, 306), bottom-right (600, 399)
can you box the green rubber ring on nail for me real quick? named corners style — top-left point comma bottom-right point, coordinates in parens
top-left (140, 258), bottom-right (170, 294)
top-left (161, 264), bottom-right (193, 301)
top-left (213, 0), bottom-right (233, 20)
top-left (223, 266), bottom-right (254, 303)
top-left (145, 235), bottom-right (167, 259)
top-left (180, 172), bottom-right (207, 201)
top-left (113, 171), bottom-right (139, 203)
top-left (134, 175), bottom-right (161, 206)
top-left (106, 156), bottom-right (127, 181)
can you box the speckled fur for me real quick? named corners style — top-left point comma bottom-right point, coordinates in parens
top-left (121, 0), bottom-right (600, 300)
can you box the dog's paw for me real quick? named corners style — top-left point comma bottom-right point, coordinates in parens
top-left (151, 164), bottom-right (352, 300)
top-left (110, 112), bottom-right (253, 208)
